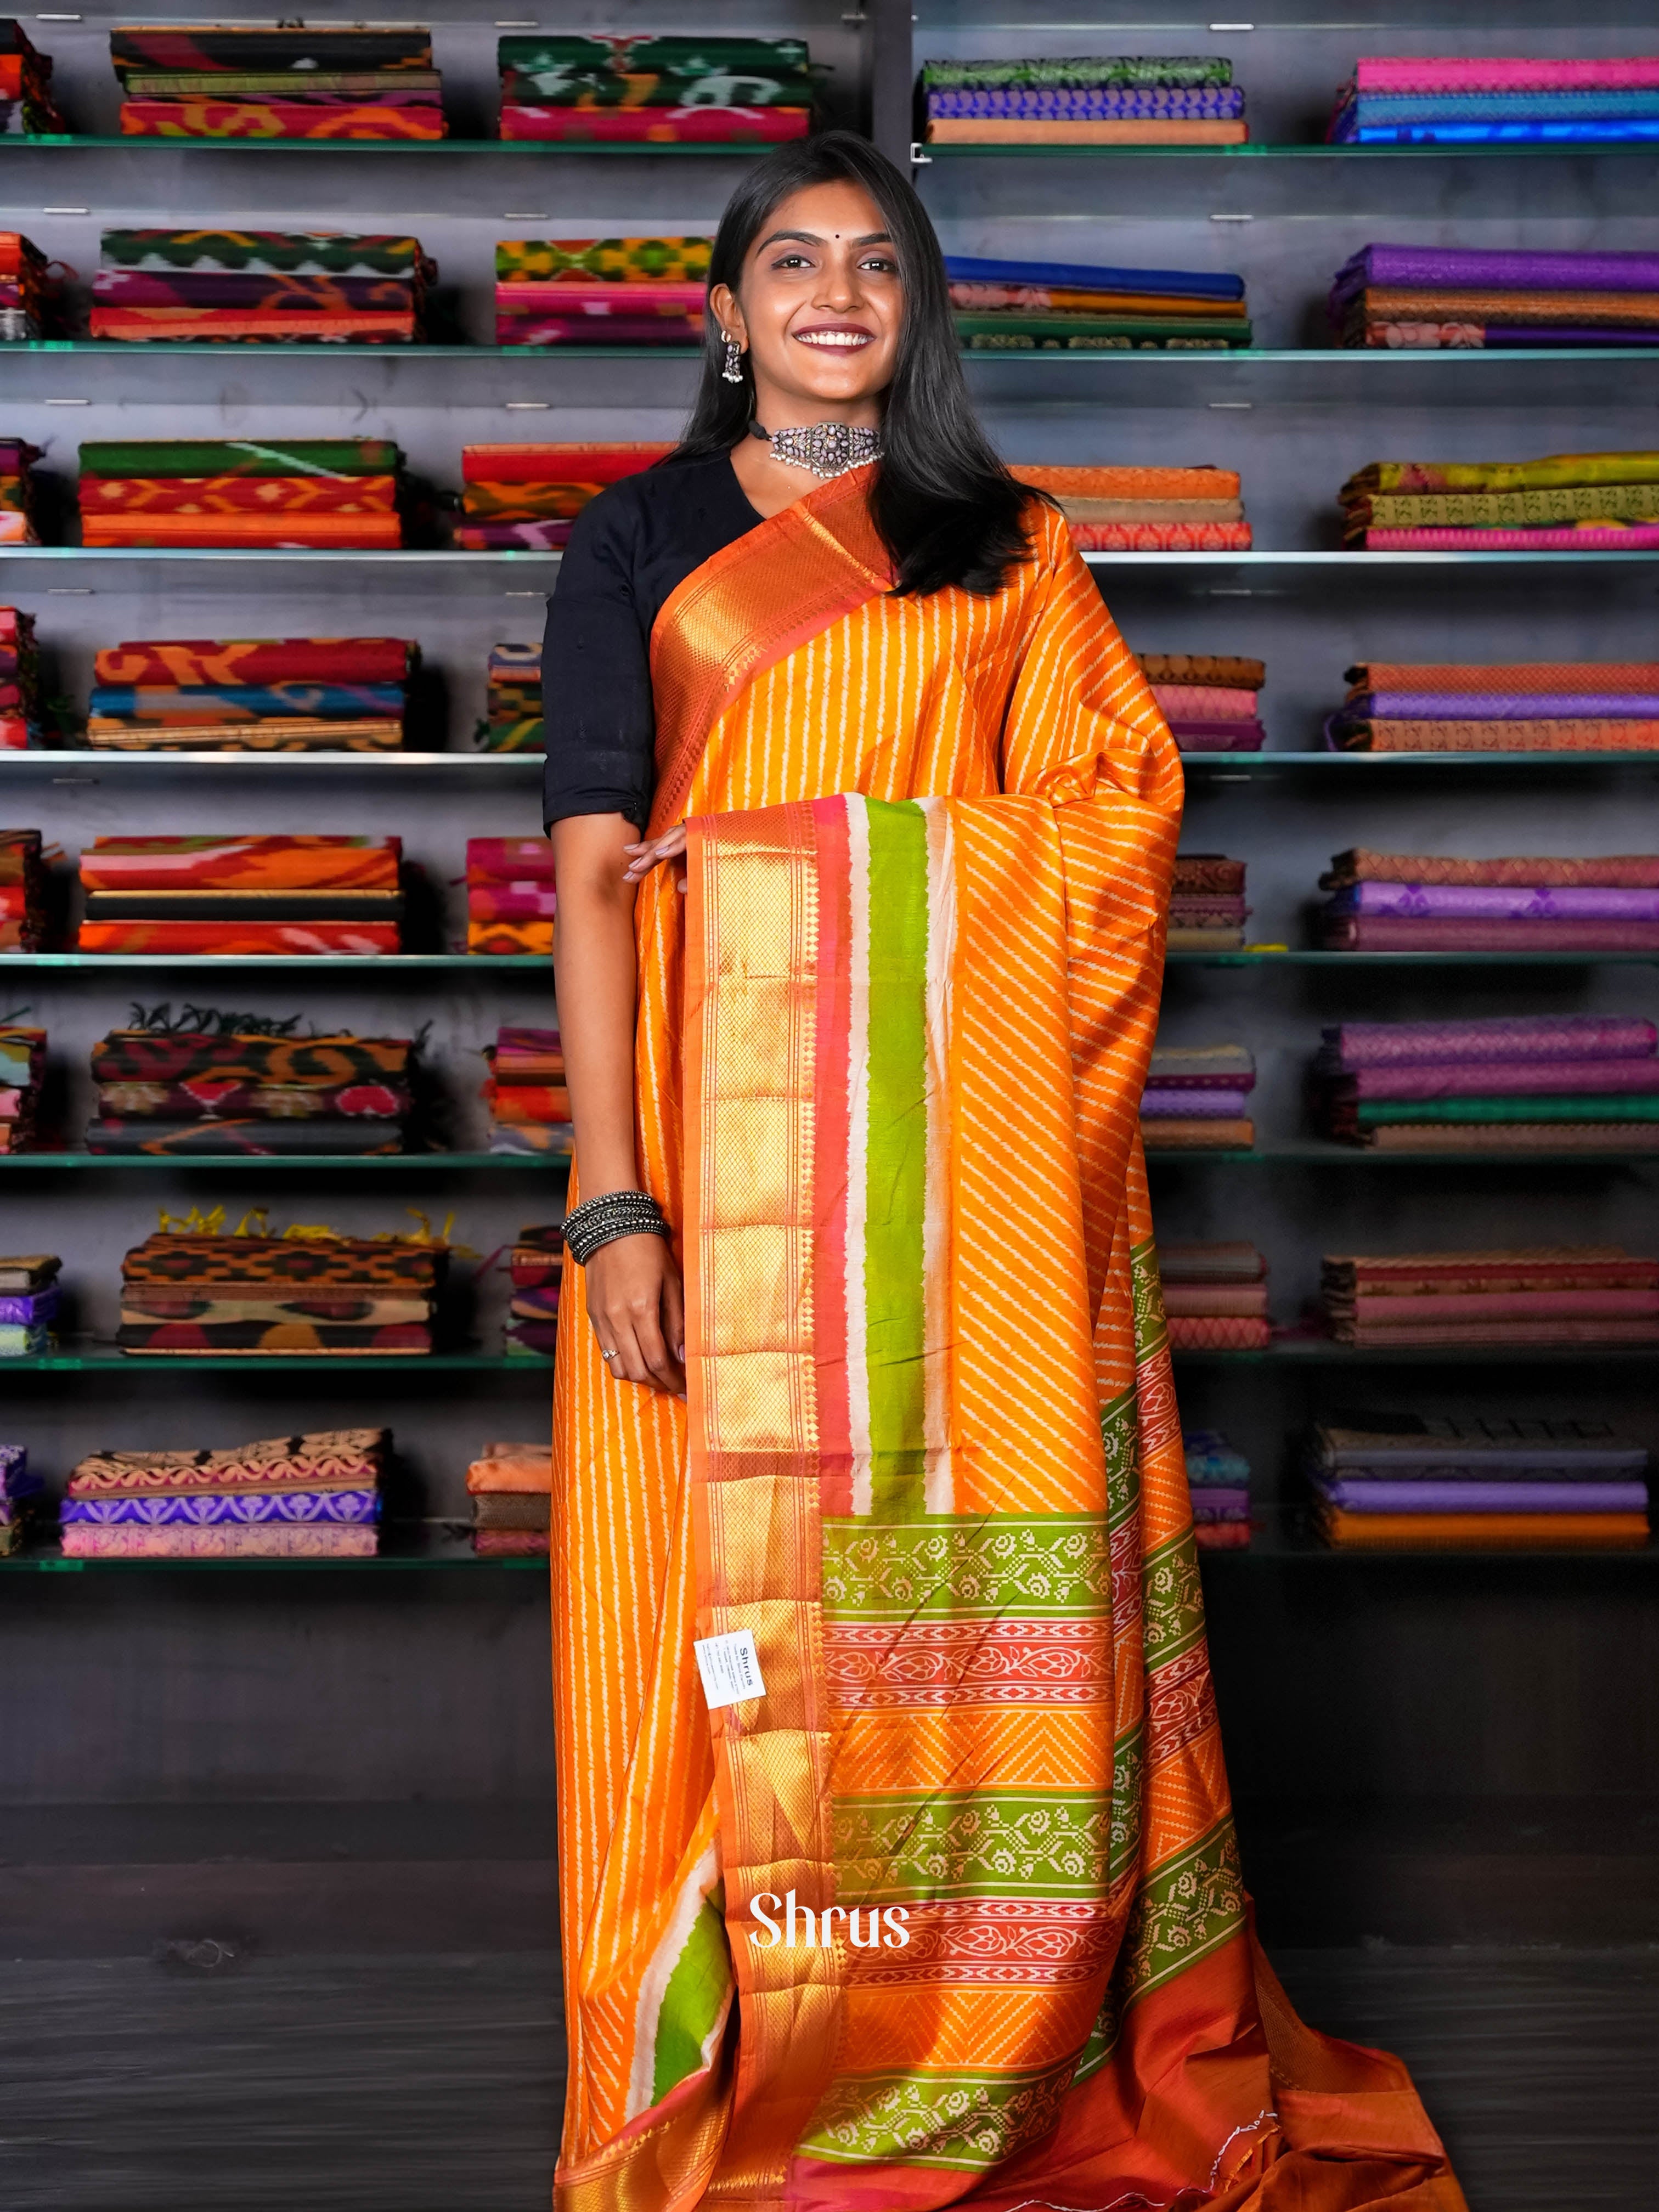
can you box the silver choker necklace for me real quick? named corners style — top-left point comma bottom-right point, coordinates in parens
top-left (751, 420), bottom-right (882, 479)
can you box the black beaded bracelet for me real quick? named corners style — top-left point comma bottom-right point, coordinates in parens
top-left (561, 1190), bottom-right (672, 1266)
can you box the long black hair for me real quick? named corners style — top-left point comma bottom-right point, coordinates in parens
top-left (671, 131), bottom-right (1037, 597)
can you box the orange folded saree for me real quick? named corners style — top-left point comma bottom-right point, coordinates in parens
top-left (550, 471), bottom-right (1463, 2212)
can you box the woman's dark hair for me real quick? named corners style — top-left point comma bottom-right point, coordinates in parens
top-left (671, 130), bottom-right (1037, 597)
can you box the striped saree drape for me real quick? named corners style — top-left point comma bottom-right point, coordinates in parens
top-left (550, 470), bottom-right (1463, 2212)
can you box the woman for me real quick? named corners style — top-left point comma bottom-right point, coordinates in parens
top-left (544, 132), bottom-right (1462, 2212)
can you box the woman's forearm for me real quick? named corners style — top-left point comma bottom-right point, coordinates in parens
top-left (551, 812), bottom-right (644, 1195)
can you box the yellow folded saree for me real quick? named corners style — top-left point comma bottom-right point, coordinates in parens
top-left (551, 471), bottom-right (1462, 2212)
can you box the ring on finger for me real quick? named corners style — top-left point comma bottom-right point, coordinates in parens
top-left (600, 1347), bottom-right (619, 1363)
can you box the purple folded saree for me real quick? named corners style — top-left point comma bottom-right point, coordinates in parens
top-left (60, 1488), bottom-right (380, 1525)
top-left (1331, 246), bottom-right (1659, 307)
top-left (1329, 883), bottom-right (1659, 919)
top-left (1348, 691), bottom-right (1659, 721)
top-left (1328, 1058), bottom-right (1659, 1102)
top-left (1324, 917), bottom-right (1659, 951)
top-left (1319, 1015), bottom-right (1658, 1068)
top-left (0, 1288), bottom-right (56, 1325)
top-left (1167, 719), bottom-right (1265, 751)
top-left (1315, 1477), bottom-right (1648, 1514)
top-left (1190, 1487), bottom-right (1250, 1522)
top-left (1141, 1086), bottom-right (1253, 1118)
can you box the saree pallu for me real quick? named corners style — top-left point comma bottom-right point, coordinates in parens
top-left (120, 99), bottom-right (446, 139)
top-left (550, 471), bottom-right (1460, 2210)
top-left (470, 883), bottom-right (558, 920)
top-left (92, 680), bottom-right (403, 719)
top-left (500, 239), bottom-right (710, 283)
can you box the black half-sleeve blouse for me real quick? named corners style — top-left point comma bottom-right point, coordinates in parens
top-left (541, 452), bottom-right (761, 833)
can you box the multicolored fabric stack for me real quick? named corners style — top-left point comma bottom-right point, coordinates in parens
top-left (78, 438), bottom-right (407, 550)
top-left (1, 232), bottom-right (49, 339)
top-left (456, 441), bottom-right (670, 551)
top-left (119, 1227), bottom-right (445, 1355)
top-left (495, 236), bottom-right (708, 348)
top-left (1168, 854), bottom-right (1248, 948)
top-left (467, 838), bottom-right (553, 956)
top-left (467, 1440), bottom-right (552, 1553)
top-left (1324, 658), bottom-right (1659, 754)
top-left (91, 230), bottom-right (436, 345)
top-left (498, 33), bottom-right (814, 144)
top-left (1184, 1429), bottom-right (1251, 1551)
top-left (1158, 1242), bottom-right (1270, 1349)
top-left (88, 1013), bottom-right (415, 1156)
top-left (0, 447), bottom-right (40, 548)
top-left (1142, 1045), bottom-right (1255, 1149)
top-left (86, 636), bottom-right (416, 752)
top-left (1015, 465), bottom-right (1250, 551)
top-left (0, 1024), bottom-right (44, 1151)
top-left (0, 1254), bottom-right (58, 1356)
top-left (1330, 244), bottom-right (1659, 352)
top-left (1339, 450), bottom-right (1659, 552)
top-left (1308, 1414), bottom-right (1651, 1551)
top-left (0, 830), bottom-right (46, 944)
top-left (1328, 53), bottom-right (1659, 145)
top-left (1317, 850), bottom-right (1659, 951)
top-left (0, 1442), bottom-right (42, 1553)
top-left (945, 253), bottom-right (1249, 352)
top-left (922, 54), bottom-right (1246, 145)
top-left (110, 22), bottom-right (445, 140)
top-left (60, 1427), bottom-right (389, 1558)
top-left (77, 835), bottom-right (403, 956)
top-left (0, 611), bottom-right (41, 737)
top-left (1320, 1246), bottom-right (1659, 1350)
top-left (482, 644), bottom-right (542, 752)
top-left (484, 1027), bottom-right (570, 1157)
top-left (504, 1224), bottom-right (561, 1356)
top-left (1138, 657), bottom-right (1265, 753)
top-left (1313, 1015), bottom-right (1659, 1153)
top-left (0, 20), bottom-right (67, 134)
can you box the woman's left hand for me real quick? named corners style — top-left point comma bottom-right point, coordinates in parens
top-left (622, 824), bottom-right (687, 887)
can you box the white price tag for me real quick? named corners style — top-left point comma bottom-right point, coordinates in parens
top-left (693, 1628), bottom-right (766, 1709)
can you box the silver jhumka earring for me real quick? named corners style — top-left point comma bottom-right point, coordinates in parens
top-left (721, 335), bottom-right (744, 384)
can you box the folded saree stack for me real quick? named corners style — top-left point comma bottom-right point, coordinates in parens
top-left (945, 252), bottom-right (1250, 352)
top-left (1318, 849), bottom-right (1659, 951)
top-left (61, 1427), bottom-right (389, 1557)
top-left (1143, 1043), bottom-right (1255, 1149)
top-left (0, 1442), bottom-right (42, 1553)
top-left (467, 838), bottom-right (553, 957)
top-left (0, 610), bottom-right (42, 738)
top-left (110, 22), bottom-right (445, 140)
top-left (1137, 654), bottom-right (1266, 752)
top-left (0, 20), bottom-right (67, 134)
top-left (88, 1014), bottom-right (415, 1155)
top-left (483, 1026), bottom-right (570, 1156)
top-left (482, 644), bottom-right (542, 752)
top-left (456, 441), bottom-right (670, 551)
top-left (1331, 243), bottom-right (1659, 352)
top-left (0, 448), bottom-right (41, 549)
top-left (120, 1227), bottom-right (445, 1355)
top-left (1158, 1240), bottom-right (1271, 1348)
top-left (1169, 853), bottom-right (1249, 947)
top-left (1, 232), bottom-right (50, 339)
top-left (1309, 1414), bottom-right (1651, 1551)
top-left (91, 230), bottom-right (436, 345)
top-left (1321, 1245), bottom-right (1659, 1349)
top-left (1184, 1428), bottom-right (1251, 1550)
top-left (1329, 53), bottom-right (1659, 145)
top-left (467, 1440), bottom-right (551, 1553)
top-left (0, 829), bottom-right (47, 944)
top-left (0, 1252), bottom-right (58, 1356)
top-left (86, 635), bottom-right (416, 752)
top-left (498, 33), bottom-right (815, 144)
top-left (78, 437), bottom-right (407, 550)
top-left (495, 235), bottom-right (708, 348)
top-left (78, 834), bottom-right (403, 955)
top-left (1313, 1014), bottom-right (1659, 1152)
top-left (1326, 657), bottom-right (1659, 753)
top-left (0, 1023), bottom-right (45, 1150)
top-left (1339, 449), bottom-right (1659, 552)
top-left (503, 1224), bottom-right (561, 1355)
top-left (922, 54), bottom-right (1246, 145)
top-left (1015, 465), bottom-right (1250, 551)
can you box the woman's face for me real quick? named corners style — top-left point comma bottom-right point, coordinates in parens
top-left (710, 178), bottom-right (902, 418)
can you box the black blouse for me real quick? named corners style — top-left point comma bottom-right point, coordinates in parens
top-left (541, 452), bottom-right (762, 833)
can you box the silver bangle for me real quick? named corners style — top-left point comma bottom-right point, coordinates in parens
top-left (562, 1190), bottom-right (671, 1266)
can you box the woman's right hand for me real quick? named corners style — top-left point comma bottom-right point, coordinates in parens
top-left (585, 1231), bottom-right (686, 1398)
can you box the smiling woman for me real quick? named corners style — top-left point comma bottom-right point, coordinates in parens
top-left (540, 131), bottom-right (1463, 2212)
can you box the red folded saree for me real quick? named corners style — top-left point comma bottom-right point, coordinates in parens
top-left (82, 835), bottom-right (400, 891)
top-left (81, 475), bottom-right (398, 514)
top-left (82, 514), bottom-right (403, 549)
top-left (95, 638), bottom-right (413, 686)
top-left (121, 99), bottom-right (445, 139)
top-left (499, 104), bottom-right (807, 143)
top-left (461, 442), bottom-right (672, 484)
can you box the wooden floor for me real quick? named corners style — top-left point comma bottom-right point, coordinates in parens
top-left (1, 1946), bottom-right (1652, 2209)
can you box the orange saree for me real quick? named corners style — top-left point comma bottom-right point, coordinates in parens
top-left (550, 469), bottom-right (1464, 2212)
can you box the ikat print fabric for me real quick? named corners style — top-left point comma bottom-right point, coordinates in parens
top-left (1328, 54), bottom-right (1659, 144)
top-left (0, 20), bottom-right (67, 134)
top-left (77, 439), bottom-right (410, 550)
top-left (497, 34), bottom-right (815, 143)
top-left (119, 1227), bottom-right (445, 1356)
top-left (1014, 465), bottom-right (1251, 551)
top-left (0, 450), bottom-right (41, 552)
top-left (0, 232), bottom-right (52, 339)
top-left (499, 1224), bottom-right (561, 1360)
top-left (110, 22), bottom-right (445, 139)
top-left (922, 53), bottom-right (1247, 144)
top-left (0, 827), bottom-right (46, 945)
top-left (482, 644), bottom-right (542, 751)
top-left (0, 1020), bottom-right (44, 1150)
top-left (945, 253), bottom-right (1250, 353)
top-left (466, 838), bottom-right (554, 957)
top-left (77, 835), bottom-right (403, 954)
top-left (85, 636), bottom-right (417, 750)
top-left (482, 1025), bottom-right (568, 1160)
top-left (91, 231), bottom-right (437, 344)
top-left (0, 611), bottom-right (43, 742)
top-left (495, 235), bottom-right (709, 350)
top-left (456, 441), bottom-right (670, 550)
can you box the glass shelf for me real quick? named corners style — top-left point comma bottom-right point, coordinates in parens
top-left (1183, 752), bottom-right (1659, 776)
top-left (1146, 1145), bottom-right (1659, 1169)
top-left (0, 548), bottom-right (561, 600)
top-left (0, 953), bottom-right (548, 972)
top-left (0, 134), bottom-right (774, 157)
top-left (921, 141), bottom-right (1659, 162)
top-left (0, 1528), bottom-right (545, 1573)
top-left (0, 751), bottom-right (540, 777)
top-left (1171, 1340), bottom-right (1658, 1367)
top-left (961, 349), bottom-right (1659, 412)
top-left (1164, 950), bottom-right (1659, 967)
top-left (0, 1152), bottom-right (567, 1171)
top-left (2, 1347), bottom-right (549, 1373)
